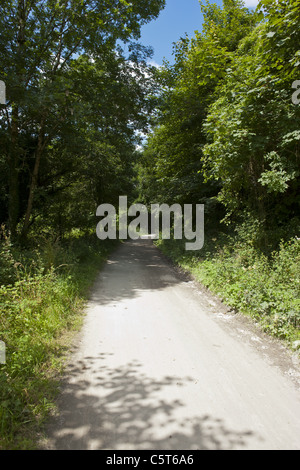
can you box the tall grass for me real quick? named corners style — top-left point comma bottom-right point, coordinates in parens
top-left (0, 232), bottom-right (118, 449)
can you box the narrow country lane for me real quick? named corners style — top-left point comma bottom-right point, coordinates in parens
top-left (40, 240), bottom-right (300, 450)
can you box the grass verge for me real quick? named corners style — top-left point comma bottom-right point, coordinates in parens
top-left (155, 234), bottom-right (300, 348)
top-left (0, 234), bottom-right (118, 449)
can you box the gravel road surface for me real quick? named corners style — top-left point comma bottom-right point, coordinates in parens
top-left (40, 239), bottom-right (300, 450)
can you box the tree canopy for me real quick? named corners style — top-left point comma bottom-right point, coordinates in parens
top-left (0, 0), bottom-right (166, 240)
top-left (137, 0), bottom-right (300, 250)
top-left (0, 0), bottom-right (299, 251)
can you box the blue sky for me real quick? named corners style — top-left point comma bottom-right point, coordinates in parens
top-left (139, 0), bottom-right (260, 66)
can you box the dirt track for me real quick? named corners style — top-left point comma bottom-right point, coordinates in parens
top-left (40, 239), bottom-right (300, 450)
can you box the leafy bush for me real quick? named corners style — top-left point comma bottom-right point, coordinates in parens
top-left (0, 226), bottom-right (19, 286)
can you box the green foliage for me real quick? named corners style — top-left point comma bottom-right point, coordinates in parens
top-left (0, 227), bottom-right (18, 286)
top-left (138, 0), bottom-right (258, 218)
top-left (139, 0), bottom-right (300, 252)
top-left (200, 0), bottom-right (258, 52)
top-left (202, 15), bottom-right (300, 239)
top-left (257, 0), bottom-right (300, 77)
top-left (258, 151), bottom-right (297, 194)
top-left (0, 234), bottom-right (118, 449)
top-left (0, 0), bottom-right (165, 240)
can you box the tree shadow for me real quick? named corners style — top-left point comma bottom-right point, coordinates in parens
top-left (39, 239), bottom-right (264, 450)
top-left (41, 355), bottom-right (258, 450)
top-left (88, 239), bottom-right (190, 307)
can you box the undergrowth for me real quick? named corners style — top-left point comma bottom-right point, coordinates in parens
top-left (0, 231), bottom-right (118, 449)
top-left (155, 234), bottom-right (300, 347)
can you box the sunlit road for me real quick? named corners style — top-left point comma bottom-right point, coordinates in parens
top-left (41, 240), bottom-right (300, 450)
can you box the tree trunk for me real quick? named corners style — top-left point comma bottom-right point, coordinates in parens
top-left (8, 105), bottom-right (20, 240)
top-left (8, 1), bottom-right (26, 240)
top-left (21, 118), bottom-right (46, 241)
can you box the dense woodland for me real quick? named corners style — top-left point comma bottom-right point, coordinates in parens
top-left (0, 0), bottom-right (299, 449)
top-left (0, 0), bottom-right (299, 247)
top-left (139, 0), bottom-right (300, 251)
top-left (0, 0), bottom-right (167, 242)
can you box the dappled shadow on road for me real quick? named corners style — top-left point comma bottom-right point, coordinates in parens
top-left (89, 239), bottom-right (191, 307)
top-left (41, 355), bottom-right (258, 450)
